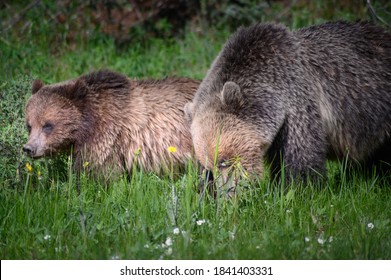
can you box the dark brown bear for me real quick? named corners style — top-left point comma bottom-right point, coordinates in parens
top-left (24, 70), bottom-right (199, 178)
top-left (185, 21), bottom-right (391, 189)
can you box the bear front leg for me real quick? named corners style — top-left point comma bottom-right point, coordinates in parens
top-left (268, 112), bottom-right (327, 186)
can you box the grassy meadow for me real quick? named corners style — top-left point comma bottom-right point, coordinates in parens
top-left (1, 1), bottom-right (391, 260)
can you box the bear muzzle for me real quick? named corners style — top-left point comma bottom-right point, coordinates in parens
top-left (215, 169), bottom-right (237, 197)
top-left (208, 167), bottom-right (251, 198)
top-left (23, 144), bottom-right (36, 157)
top-left (23, 143), bottom-right (45, 158)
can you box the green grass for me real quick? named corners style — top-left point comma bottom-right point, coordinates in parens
top-left (1, 30), bottom-right (227, 82)
top-left (1, 1), bottom-right (391, 260)
top-left (1, 161), bottom-right (390, 259)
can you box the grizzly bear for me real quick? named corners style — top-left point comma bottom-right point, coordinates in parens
top-left (24, 70), bottom-right (199, 178)
top-left (184, 21), bottom-right (391, 188)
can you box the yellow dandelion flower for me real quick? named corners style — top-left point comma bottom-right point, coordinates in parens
top-left (37, 170), bottom-right (42, 177)
top-left (134, 148), bottom-right (141, 156)
top-left (83, 161), bottom-right (89, 168)
top-left (25, 162), bottom-right (33, 173)
top-left (167, 146), bottom-right (177, 153)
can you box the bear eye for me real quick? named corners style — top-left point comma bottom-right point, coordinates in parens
top-left (218, 159), bottom-right (231, 169)
top-left (26, 123), bottom-right (31, 134)
top-left (42, 122), bottom-right (54, 134)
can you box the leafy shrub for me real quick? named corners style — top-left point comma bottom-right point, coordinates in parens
top-left (0, 77), bottom-right (70, 189)
top-left (0, 76), bottom-right (32, 187)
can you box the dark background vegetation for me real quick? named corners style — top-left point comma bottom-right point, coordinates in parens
top-left (1, 0), bottom-right (390, 79)
top-left (2, 1), bottom-right (390, 46)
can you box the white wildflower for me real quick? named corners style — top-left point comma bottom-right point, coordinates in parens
top-left (367, 222), bottom-right (374, 230)
top-left (304, 237), bottom-right (310, 242)
top-left (196, 219), bottom-right (206, 226)
top-left (317, 237), bottom-right (324, 245)
top-left (44, 235), bottom-right (51, 241)
top-left (173, 227), bottom-right (180, 235)
top-left (165, 237), bottom-right (173, 247)
top-left (166, 247), bottom-right (173, 256)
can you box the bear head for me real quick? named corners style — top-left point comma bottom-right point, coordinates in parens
top-left (185, 81), bottom-right (269, 191)
top-left (23, 79), bottom-right (87, 158)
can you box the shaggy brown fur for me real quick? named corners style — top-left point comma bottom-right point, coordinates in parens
top-left (185, 21), bottom-right (391, 188)
top-left (24, 70), bottom-right (199, 178)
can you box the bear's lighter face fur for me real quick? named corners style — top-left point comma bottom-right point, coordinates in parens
top-left (24, 82), bottom-right (82, 158)
top-left (185, 82), bottom-right (269, 188)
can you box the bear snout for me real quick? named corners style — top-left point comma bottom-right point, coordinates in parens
top-left (23, 144), bottom-right (35, 157)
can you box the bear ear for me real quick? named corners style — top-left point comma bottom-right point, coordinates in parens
top-left (184, 102), bottom-right (195, 123)
top-left (32, 80), bottom-right (44, 94)
top-left (220, 81), bottom-right (242, 107)
top-left (66, 78), bottom-right (88, 100)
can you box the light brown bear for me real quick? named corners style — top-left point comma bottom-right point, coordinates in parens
top-left (24, 70), bottom-right (199, 178)
top-left (185, 21), bottom-right (391, 189)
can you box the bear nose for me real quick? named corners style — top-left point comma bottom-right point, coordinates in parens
top-left (23, 145), bottom-right (34, 156)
